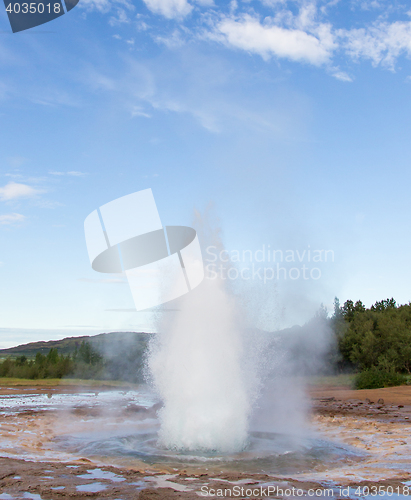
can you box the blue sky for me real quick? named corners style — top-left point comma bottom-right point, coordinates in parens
top-left (0, 0), bottom-right (411, 347)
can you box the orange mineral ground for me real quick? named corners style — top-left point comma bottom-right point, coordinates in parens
top-left (0, 382), bottom-right (410, 499)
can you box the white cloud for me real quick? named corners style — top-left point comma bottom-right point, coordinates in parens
top-left (331, 69), bottom-right (353, 82)
top-left (49, 171), bottom-right (87, 176)
top-left (0, 213), bottom-right (26, 225)
top-left (109, 9), bottom-right (130, 25)
top-left (155, 29), bottom-right (185, 48)
top-left (67, 171), bottom-right (87, 176)
top-left (131, 106), bottom-right (152, 118)
top-left (194, 0), bottom-right (213, 6)
top-left (76, 0), bottom-right (411, 77)
top-left (5, 173), bottom-right (23, 178)
top-left (359, 0), bottom-right (384, 11)
top-left (142, 0), bottom-right (192, 19)
top-left (80, 0), bottom-right (133, 13)
top-left (0, 182), bottom-right (42, 201)
top-left (37, 200), bottom-right (64, 209)
top-left (342, 21), bottom-right (411, 69)
top-left (214, 15), bottom-right (335, 65)
top-left (80, 0), bottom-right (135, 25)
top-left (79, 0), bottom-right (111, 12)
top-left (30, 88), bottom-right (82, 108)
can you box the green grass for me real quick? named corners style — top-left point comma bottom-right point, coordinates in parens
top-left (308, 374), bottom-right (356, 387)
top-left (0, 377), bottom-right (138, 388)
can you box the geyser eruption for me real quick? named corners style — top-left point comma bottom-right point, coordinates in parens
top-left (146, 212), bottom-right (331, 455)
top-left (148, 274), bottom-right (257, 453)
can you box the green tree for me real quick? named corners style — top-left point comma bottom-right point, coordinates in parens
top-left (371, 298), bottom-right (397, 312)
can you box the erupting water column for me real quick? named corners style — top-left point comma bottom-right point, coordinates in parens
top-left (148, 259), bottom-right (255, 452)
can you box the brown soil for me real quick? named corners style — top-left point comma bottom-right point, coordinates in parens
top-left (309, 384), bottom-right (411, 406)
top-left (1, 383), bottom-right (411, 499)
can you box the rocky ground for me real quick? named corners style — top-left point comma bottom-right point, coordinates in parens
top-left (0, 384), bottom-right (411, 499)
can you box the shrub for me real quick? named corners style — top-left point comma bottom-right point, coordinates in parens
top-left (355, 366), bottom-right (407, 389)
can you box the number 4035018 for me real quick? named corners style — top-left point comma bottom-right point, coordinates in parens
top-left (6, 2), bottom-right (61, 14)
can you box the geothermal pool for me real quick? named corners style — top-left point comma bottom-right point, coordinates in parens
top-left (0, 388), bottom-right (370, 474)
top-left (1, 387), bottom-right (411, 499)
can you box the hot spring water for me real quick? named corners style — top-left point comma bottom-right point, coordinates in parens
top-left (0, 388), bottom-right (364, 475)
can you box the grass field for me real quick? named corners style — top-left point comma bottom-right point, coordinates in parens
top-left (0, 374), bottom-right (357, 388)
top-left (0, 377), bottom-right (138, 388)
top-left (308, 374), bottom-right (356, 387)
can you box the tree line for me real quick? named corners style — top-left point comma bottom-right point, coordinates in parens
top-left (1, 299), bottom-right (410, 389)
top-left (0, 341), bottom-right (104, 380)
top-left (330, 297), bottom-right (411, 388)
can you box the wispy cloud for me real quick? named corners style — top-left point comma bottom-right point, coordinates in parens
top-left (131, 106), bottom-right (152, 118)
top-left (155, 29), bottom-right (186, 48)
top-left (5, 173), bottom-right (23, 179)
top-left (74, 1), bottom-right (411, 136)
top-left (49, 171), bottom-right (87, 177)
top-left (80, 0), bottom-right (134, 14)
top-left (80, 0), bottom-right (135, 25)
top-left (341, 21), bottom-right (411, 70)
top-left (330, 68), bottom-right (353, 82)
top-left (80, 51), bottom-right (305, 134)
top-left (73, 0), bottom-right (411, 76)
top-left (0, 213), bottom-right (26, 225)
top-left (142, 0), bottom-right (192, 19)
top-left (0, 182), bottom-right (43, 201)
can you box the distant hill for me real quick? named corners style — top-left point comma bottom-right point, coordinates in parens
top-left (0, 335), bottom-right (94, 358)
top-left (0, 331), bottom-right (152, 359)
top-left (0, 331), bottom-right (154, 383)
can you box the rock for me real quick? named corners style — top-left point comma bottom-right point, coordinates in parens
top-left (378, 398), bottom-right (384, 404)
